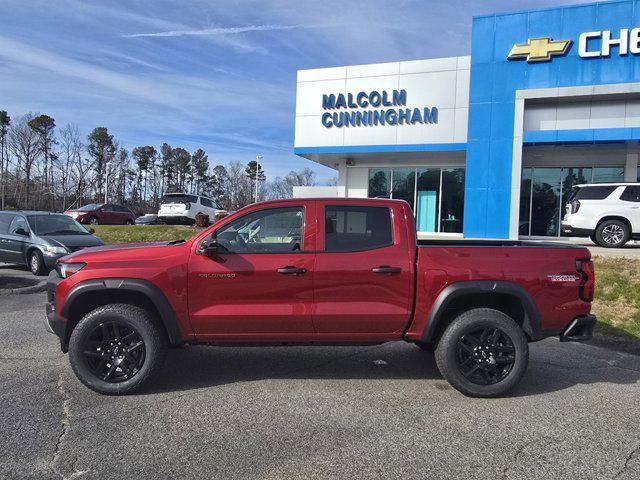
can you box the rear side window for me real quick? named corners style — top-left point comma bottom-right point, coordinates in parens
top-left (620, 186), bottom-right (640, 202)
top-left (0, 213), bottom-right (15, 234)
top-left (573, 186), bottom-right (617, 200)
top-left (200, 197), bottom-right (213, 207)
top-left (325, 206), bottom-right (393, 252)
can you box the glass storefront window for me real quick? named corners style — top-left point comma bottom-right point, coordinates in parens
top-left (416, 169), bottom-right (440, 233)
top-left (520, 165), bottom-right (622, 237)
top-left (391, 168), bottom-right (415, 210)
top-left (368, 168), bottom-right (391, 198)
top-left (440, 169), bottom-right (465, 233)
top-left (531, 168), bottom-right (561, 237)
top-left (593, 167), bottom-right (624, 183)
top-left (366, 166), bottom-right (465, 233)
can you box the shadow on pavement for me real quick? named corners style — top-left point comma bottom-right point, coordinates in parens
top-left (142, 340), bottom-right (640, 398)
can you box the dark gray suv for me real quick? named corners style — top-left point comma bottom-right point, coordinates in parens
top-left (0, 211), bottom-right (104, 275)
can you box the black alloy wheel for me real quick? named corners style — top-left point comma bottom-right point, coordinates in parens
top-left (435, 308), bottom-right (529, 397)
top-left (455, 326), bottom-right (515, 385)
top-left (82, 321), bottom-right (146, 383)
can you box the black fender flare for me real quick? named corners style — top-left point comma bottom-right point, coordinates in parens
top-left (420, 280), bottom-right (542, 343)
top-left (60, 278), bottom-right (183, 346)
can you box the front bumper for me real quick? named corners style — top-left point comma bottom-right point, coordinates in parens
top-left (45, 270), bottom-right (67, 352)
top-left (560, 315), bottom-right (597, 342)
top-left (42, 252), bottom-right (66, 269)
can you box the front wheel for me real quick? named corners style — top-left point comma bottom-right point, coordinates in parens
top-left (29, 250), bottom-right (47, 276)
top-left (435, 308), bottom-right (529, 398)
top-left (89, 216), bottom-right (99, 225)
top-left (68, 304), bottom-right (167, 395)
top-left (124, 219), bottom-right (134, 225)
top-left (595, 219), bottom-right (629, 248)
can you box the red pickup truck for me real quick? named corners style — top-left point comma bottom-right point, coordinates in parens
top-left (45, 198), bottom-right (596, 397)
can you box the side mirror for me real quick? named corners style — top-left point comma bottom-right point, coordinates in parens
top-left (200, 235), bottom-right (219, 257)
top-left (88, 228), bottom-right (95, 234)
top-left (15, 227), bottom-right (29, 236)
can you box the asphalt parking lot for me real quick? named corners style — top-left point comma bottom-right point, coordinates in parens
top-left (0, 291), bottom-right (639, 479)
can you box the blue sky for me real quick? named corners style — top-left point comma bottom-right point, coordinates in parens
top-left (0, 0), bottom-right (587, 183)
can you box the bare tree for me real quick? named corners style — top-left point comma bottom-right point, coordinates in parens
top-left (267, 168), bottom-right (317, 200)
top-left (0, 111), bottom-right (10, 209)
top-left (9, 114), bottom-right (40, 208)
top-left (58, 124), bottom-right (84, 211)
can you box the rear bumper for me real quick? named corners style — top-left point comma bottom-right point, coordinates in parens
top-left (560, 315), bottom-right (597, 342)
top-left (561, 224), bottom-right (593, 237)
top-left (158, 214), bottom-right (193, 224)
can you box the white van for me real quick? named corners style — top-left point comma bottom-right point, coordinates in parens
top-left (158, 193), bottom-right (227, 225)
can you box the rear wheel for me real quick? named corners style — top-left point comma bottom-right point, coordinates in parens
top-left (435, 308), bottom-right (529, 398)
top-left (595, 219), bottom-right (629, 248)
top-left (28, 250), bottom-right (46, 276)
top-left (68, 304), bottom-right (167, 395)
top-left (124, 219), bottom-right (134, 225)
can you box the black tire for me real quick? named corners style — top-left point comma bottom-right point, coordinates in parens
top-left (414, 341), bottom-right (434, 351)
top-left (28, 250), bottom-right (47, 276)
top-left (435, 308), bottom-right (528, 398)
top-left (124, 219), bottom-right (134, 225)
top-left (68, 304), bottom-right (167, 395)
top-left (589, 233), bottom-right (597, 244)
top-left (595, 219), bottom-right (629, 248)
top-left (89, 216), bottom-right (99, 225)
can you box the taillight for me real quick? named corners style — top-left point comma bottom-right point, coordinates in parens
top-left (577, 259), bottom-right (594, 302)
top-left (571, 200), bottom-right (581, 214)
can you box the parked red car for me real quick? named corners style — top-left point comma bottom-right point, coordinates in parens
top-left (46, 198), bottom-right (596, 397)
top-left (64, 203), bottom-right (136, 225)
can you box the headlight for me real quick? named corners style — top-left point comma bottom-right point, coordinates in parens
top-left (56, 262), bottom-right (86, 278)
top-left (43, 246), bottom-right (68, 255)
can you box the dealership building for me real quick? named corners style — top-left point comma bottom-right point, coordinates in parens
top-left (293, 0), bottom-right (640, 239)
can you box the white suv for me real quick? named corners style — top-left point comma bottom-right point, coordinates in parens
top-left (158, 193), bottom-right (227, 225)
top-left (562, 183), bottom-right (640, 247)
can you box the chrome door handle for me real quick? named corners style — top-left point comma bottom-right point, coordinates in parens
top-left (277, 266), bottom-right (307, 275)
top-left (372, 266), bottom-right (402, 275)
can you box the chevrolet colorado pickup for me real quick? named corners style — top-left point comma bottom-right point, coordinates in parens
top-left (45, 198), bottom-right (596, 397)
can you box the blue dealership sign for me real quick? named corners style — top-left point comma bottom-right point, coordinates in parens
top-left (320, 89), bottom-right (438, 128)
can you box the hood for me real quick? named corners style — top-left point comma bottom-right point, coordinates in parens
top-left (61, 240), bottom-right (187, 261)
top-left (41, 234), bottom-right (104, 249)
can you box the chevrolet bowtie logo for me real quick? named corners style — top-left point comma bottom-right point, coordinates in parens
top-left (508, 37), bottom-right (572, 62)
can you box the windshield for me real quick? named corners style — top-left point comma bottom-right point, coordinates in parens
top-left (27, 215), bottom-right (90, 236)
top-left (161, 194), bottom-right (197, 204)
top-left (78, 203), bottom-right (103, 211)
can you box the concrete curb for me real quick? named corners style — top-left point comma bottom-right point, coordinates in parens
top-left (0, 280), bottom-right (47, 296)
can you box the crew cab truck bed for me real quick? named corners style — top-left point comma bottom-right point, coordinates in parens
top-left (45, 198), bottom-right (596, 397)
